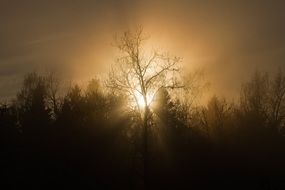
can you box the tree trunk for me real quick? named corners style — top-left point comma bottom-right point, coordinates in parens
top-left (143, 105), bottom-right (149, 189)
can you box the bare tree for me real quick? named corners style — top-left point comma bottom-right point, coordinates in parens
top-left (240, 71), bottom-right (270, 122)
top-left (107, 27), bottom-right (184, 187)
top-left (45, 71), bottom-right (61, 119)
top-left (268, 69), bottom-right (285, 131)
top-left (240, 70), bottom-right (285, 132)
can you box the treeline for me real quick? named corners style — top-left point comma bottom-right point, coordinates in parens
top-left (1, 71), bottom-right (285, 189)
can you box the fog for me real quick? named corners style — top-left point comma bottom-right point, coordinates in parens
top-left (1, 0), bottom-right (285, 100)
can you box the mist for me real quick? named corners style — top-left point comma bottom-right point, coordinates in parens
top-left (1, 0), bottom-right (285, 99)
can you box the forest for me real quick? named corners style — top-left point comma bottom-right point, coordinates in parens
top-left (2, 71), bottom-right (285, 189)
top-left (1, 29), bottom-right (285, 189)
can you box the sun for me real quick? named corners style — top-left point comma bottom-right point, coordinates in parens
top-left (136, 93), bottom-right (146, 108)
top-left (133, 91), bottom-right (154, 110)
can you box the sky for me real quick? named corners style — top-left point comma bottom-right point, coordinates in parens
top-left (1, 0), bottom-right (285, 101)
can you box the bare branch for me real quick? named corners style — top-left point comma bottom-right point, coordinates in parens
top-left (107, 27), bottom-right (188, 113)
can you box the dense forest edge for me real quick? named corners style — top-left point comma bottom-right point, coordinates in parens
top-left (1, 70), bottom-right (285, 189)
top-left (1, 29), bottom-right (285, 190)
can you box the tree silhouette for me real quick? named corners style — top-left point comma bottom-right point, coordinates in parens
top-left (202, 96), bottom-right (232, 142)
top-left (107, 27), bottom-right (185, 187)
top-left (16, 72), bottom-right (51, 134)
top-left (240, 70), bottom-right (285, 134)
top-left (268, 70), bottom-right (285, 131)
top-left (2, 36), bottom-right (285, 189)
top-left (45, 71), bottom-right (61, 119)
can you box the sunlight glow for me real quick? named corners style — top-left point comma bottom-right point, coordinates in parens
top-left (133, 91), bottom-right (154, 110)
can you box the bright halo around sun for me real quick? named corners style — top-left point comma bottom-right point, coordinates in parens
top-left (136, 92), bottom-right (146, 108)
top-left (133, 91), bottom-right (154, 110)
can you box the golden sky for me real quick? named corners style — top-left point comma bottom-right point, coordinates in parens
top-left (1, 0), bottom-right (285, 101)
